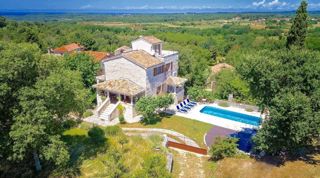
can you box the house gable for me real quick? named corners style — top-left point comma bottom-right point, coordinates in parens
top-left (103, 57), bottom-right (147, 90)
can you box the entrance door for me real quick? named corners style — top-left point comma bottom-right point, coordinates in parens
top-left (109, 93), bottom-right (118, 104)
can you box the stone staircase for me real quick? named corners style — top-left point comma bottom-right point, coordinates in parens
top-left (99, 103), bottom-right (117, 120)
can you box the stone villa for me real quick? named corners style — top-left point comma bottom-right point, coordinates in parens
top-left (93, 36), bottom-right (187, 122)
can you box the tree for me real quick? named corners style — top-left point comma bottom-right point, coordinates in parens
top-left (10, 69), bottom-right (90, 171)
top-left (214, 69), bottom-right (251, 102)
top-left (286, 1), bottom-right (308, 48)
top-left (0, 16), bottom-right (6, 28)
top-left (72, 32), bottom-right (97, 50)
top-left (135, 96), bottom-right (158, 124)
top-left (0, 42), bottom-right (40, 159)
top-left (64, 53), bottom-right (100, 89)
top-left (210, 137), bottom-right (238, 161)
top-left (253, 92), bottom-right (318, 155)
top-left (187, 86), bottom-right (215, 102)
top-left (156, 94), bottom-right (174, 111)
top-left (136, 95), bottom-right (174, 124)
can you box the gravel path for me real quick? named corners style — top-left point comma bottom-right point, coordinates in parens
top-left (176, 152), bottom-right (205, 178)
top-left (122, 127), bottom-right (199, 147)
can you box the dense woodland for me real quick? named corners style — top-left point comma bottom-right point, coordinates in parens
top-left (1, 1), bottom-right (320, 177)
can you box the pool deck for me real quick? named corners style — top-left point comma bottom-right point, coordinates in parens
top-left (204, 126), bottom-right (237, 147)
top-left (174, 103), bottom-right (262, 131)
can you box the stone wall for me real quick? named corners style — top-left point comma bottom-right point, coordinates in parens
top-left (104, 57), bottom-right (147, 89)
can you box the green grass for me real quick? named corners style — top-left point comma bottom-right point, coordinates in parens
top-left (60, 125), bottom-right (168, 178)
top-left (63, 128), bottom-right (88, 136)
top-left (120, 114), bottom-right (212, 147)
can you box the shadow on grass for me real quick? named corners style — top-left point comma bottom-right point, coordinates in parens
top-left (60, 127), bottom-right (108, 177)
top-left (253, 145), bottom-right (320, 167)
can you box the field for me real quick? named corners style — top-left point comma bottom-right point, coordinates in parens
top-left (120, 114), bottom-right (213, 148)
top-left (214, 156), bottom-right (320, 178)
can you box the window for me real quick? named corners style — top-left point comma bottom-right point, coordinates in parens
top-left (153, 65), bottom-right (165, 76)
top-left (153, 44), bottom-right (161, 54)
top-left (165, 62), bottom-right (172, 72)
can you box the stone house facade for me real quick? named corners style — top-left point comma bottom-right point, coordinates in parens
top-left (93, 36), bottom-right (187, 122)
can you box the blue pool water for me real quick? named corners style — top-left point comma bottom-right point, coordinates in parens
top-left (200, 106), bottom-right (261, 126)
top-left (230, 129), bottom-right (257, 152)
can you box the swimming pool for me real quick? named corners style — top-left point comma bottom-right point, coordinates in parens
top-left (200, 106), bottom-right (261, 126)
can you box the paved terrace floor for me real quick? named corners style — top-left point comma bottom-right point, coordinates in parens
top-left (204, 125), bottom-right (237, 147)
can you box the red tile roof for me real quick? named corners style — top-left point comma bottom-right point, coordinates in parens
top-left (84, 51), bottom-right (110, 62)
top-left (53, 43), bottom-right (84, 54)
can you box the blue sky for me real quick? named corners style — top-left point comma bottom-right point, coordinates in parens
top-left (0, 0), bottom-right (319, 11)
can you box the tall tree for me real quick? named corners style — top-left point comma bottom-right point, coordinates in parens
top-left (0, 42), bottom-right (40, 158)
top-left (286, 1), bottom-right (308, 48)
top-left (253, 92), bottom-right (317, 155)
top-left (10, 69), bottom-right (90, 171)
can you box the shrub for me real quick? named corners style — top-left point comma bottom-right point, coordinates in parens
top-left (83, 110), bottom-right (93, 118)
top-left (88, 127), bottom-right (106, 144)
top-left (117, 104), bottom-right (125, 115)
top-left (119, 115), bottom-right (126, 124)
top-left (104, 126), bottom-right (121, 136)
top-left (187, 86), bottom-right (215, 102)
top-left (133, 155), bottom-right (171, 178)
top-left (214, 69), bottom-right (251, 102)
top-left (210, 137), bottom-right (238, 161)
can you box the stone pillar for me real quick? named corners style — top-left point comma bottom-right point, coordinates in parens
top-left (96, 90), bottom-right (102, 106)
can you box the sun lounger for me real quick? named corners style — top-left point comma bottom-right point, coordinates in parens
top-left (183, 100), bottom-right (195, 107)
top-left (187, 99), bottom-right (197, 105)
top-left (180, 103), bottom-right (191, 110)
top-left (176, 105), bottom-right (188, 113)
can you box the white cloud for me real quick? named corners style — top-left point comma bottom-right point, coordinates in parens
top-left (80, 4), bottom-right (93, 9)
top-left (268, 0), bottom-right (287, 7)
top-left (253, 0), bottom-right (266, 7)
top-left (252, 0), bottom-right (288, 8)
top-left (118, 5), bottom-right (221, 10)
top-left (309, 3), bottom-right (320, 8)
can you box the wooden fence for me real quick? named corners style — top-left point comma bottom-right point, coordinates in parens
top-left (167, 141), bottom-right (207, 155)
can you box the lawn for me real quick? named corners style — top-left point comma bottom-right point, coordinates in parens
top-left (213, 156), bottom-right (320, 178)
top-left (120, 114), bottom-right (213, 148)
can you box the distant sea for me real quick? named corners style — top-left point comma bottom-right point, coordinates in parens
top-left (1, 9), bottom-right (320, 15)
top-left (1, 9), bottom-right (319, 21)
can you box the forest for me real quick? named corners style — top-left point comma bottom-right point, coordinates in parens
top-left (1, 2), bottom-right (320, 177)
